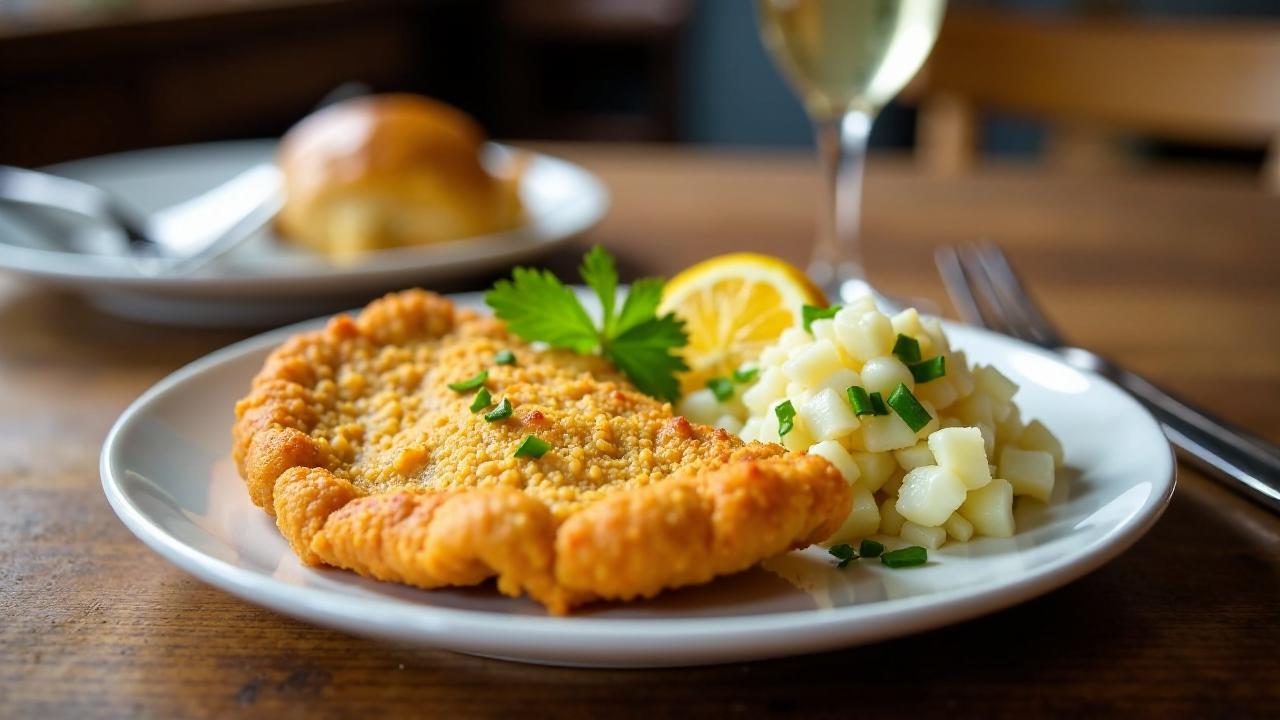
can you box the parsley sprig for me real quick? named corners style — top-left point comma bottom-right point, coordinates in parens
top-left (484, 246), bottom-right (689, 401)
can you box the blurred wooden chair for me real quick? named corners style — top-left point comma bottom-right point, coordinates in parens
top-left (915, 10), bottom-right (1280, 190)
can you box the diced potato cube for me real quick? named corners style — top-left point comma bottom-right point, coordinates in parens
top-left (715, 414), bottom-right (744, 435)
top-left (808, 440), bottom-right (861, 485)
top-left (861, 356), bottom-right (914, 396)
top-left (959, 478), bottom-right (1015, 537)
top-left (862, 413), bottom-right (918, 452)
top-left (991, 399), bottom-right (1013, 423)
top-left (827, 484), bottom-right (880, 543)
top-left (742, 367), bottom-right (787, 415)
top-left (833, 310), bottom-right (894, 363)
top-left (841, 426), bottom-right (867, 452)
top-left (879, 497), bottom-right (906, 535)
top-left (782, 339), bottom-right (845, 389)
top-left (975, 365), bottom-right (1018, 404)
top-left (777, 326), bottom-right (810, 351)
top-left (893, 441), bottom-right (935, 471)
top-left (896, 465), bottom-right (968, 527)
top-left (948, 351), bottom-right (976, 397)
top-left (915, 376), bottom-right (959, 410)
top-left (797, 387), bottom-right (861, 441)
top-left (891, 308), bottom-right (926, 341)
top-left (900, 521), bottom-right (947, 550)
top-left (1017, 419), bottom-right (1065, 467)
top-left (853, 451), bottom-right (897, 492)
top-left (676, 388), bottom-right (721, 426)
top-left (914, 400), bottom-right (940, 439)
top-left (927, 427), bottom-right (992, 490)
top-left (839, 295), bottom-right (878, 319)
top-left (810, 367), bottom-right (862, 398)
top-left (810, 318), bottom-right (837, 345)
top-left (738, 418), bottom-right (761, 442)
top-left (999, 447), bottom-right (1055, 502)
top-left (955, 392), bottom-right (994, 427)
top-left (996, 404), bottom-right (1024, 445)
top-left (976, 421), bottom-right (996, 456)
top-left (944, 513), bottom-right (974, 542)
top-left (921, 316), bottom-right (951, 354)
top-left (940, 416), bottom-right (964, 429)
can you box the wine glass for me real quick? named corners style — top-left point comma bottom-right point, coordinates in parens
top-left (757, 0), bottom-right (947, 303)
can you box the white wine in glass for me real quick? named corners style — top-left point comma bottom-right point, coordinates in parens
top-left (758, 0), bottom-right (946, 302)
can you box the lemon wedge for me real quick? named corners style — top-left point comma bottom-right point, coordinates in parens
top-left (659, 253), bottom-right (827, 395)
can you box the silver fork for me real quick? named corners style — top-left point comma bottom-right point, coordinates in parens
top-left (937, 241), bottom-right (1280, 514)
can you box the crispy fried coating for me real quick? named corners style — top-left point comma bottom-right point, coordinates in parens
top-left (234, 289), bottom-right (850, 613)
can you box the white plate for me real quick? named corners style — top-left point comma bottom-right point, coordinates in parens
top-left (0, 141), bottom-right (607, 325)
top-left (100, 291), bottom-right (1175, 667)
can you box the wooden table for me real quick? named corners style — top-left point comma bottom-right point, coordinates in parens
top-left (2, 145), bottom-right (1277, 717)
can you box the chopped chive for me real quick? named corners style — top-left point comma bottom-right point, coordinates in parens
top-left (447, 370), bottom-right (488, 392)
top-left (514, 435), bottom-right (551, 459)
top-left (858, 539), bottom-right (885, 558)
top-left (881, 545), bottom-right (928, 568)
top-left (802, 304), bottom-right (841, 332)
top-left (494, 349), bottom-right (516, 366)
top-left (869, 391), bottom-right (889, 416)
top-left (828, 543), bottom-right (857, 568)
top-left (484, 397), bottom-right (513, 422)
top-left (847, 386), bottom-right (876, 416)
top-left (469, 388), bottom-right (493, 413)
top-left (892, 334), bottom-right (922, 364)
top-left (775, 400), bottom-right (796, 438)
top-left (732, 367), bottom-right (759, 384)
top-left (707, 377), bottom-right (735, 402)
top-left (909, 356), bottom-right (946, 383)
top-left (887, 383), bottom-right (932, 432)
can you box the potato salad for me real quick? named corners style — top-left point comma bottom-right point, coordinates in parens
top-left (677, 297), bottom-right (1064, 550)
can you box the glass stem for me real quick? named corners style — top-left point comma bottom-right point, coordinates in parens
top-left (811, 110), bottom-right (874, 302)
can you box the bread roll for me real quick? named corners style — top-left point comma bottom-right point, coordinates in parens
top-left (276, 94), bottom-right (523, 259)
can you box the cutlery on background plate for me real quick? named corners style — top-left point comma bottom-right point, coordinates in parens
top-left (937, 241), bottom-right (1280, 514)
top-left (0, 162), bottom-right (282, 276)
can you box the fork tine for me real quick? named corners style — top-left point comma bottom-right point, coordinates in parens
top-left (934, 246), bottom-right (985, 326)
top-left (955, 243), bottom-right (1022, 336)
top-left (973, 241), bottom-right (1065, 348)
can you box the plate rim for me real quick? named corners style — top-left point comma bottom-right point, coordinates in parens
top-left (0, 139), bottom-right (609, 290)
top-left (99, 296), bottom-right (1176, 665)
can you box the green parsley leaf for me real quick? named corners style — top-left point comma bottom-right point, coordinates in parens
top-left (802, 304), bottom-right (840, 332)
top-left (514, 435), bottom-right (551, 459)
top-left (732, 367), bottom-right (759, 384)
top-left (775, 400), bottom-right (796, 437)
top-left (612, 277), bottom-right (665, 336)
top-left (494, 349), bottom-right (516, 366)
top-left (484, 397), bottom-right (513, 422)
top-left (447, 371), bottom-right (488, 392)
top-left (580, 245), bottom-right (618, 333)
top-left (485, 248), bottom-right (688, 402)
top-left (485, 267), bottom-right (598, 354)
top-left (707, 377), bottom-right (734, 402)
top-left (469, 388), bottom-right (493, 413)
top-left (858, 539), bottom-right (885, 558)
top-left (829, 543), bottom-right (857, 568)
top-left (605, 315), bottom-right (689, 402)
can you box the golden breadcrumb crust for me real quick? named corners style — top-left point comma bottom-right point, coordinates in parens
top-left (233, 289), bottom-right (850, 613)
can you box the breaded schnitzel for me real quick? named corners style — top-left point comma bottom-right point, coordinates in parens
top-left (233, 289), bottom-right (850, 613)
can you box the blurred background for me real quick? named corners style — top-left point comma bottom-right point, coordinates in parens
top-left (2, 0), bottom-right (1279, 187)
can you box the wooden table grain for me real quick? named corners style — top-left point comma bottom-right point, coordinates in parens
top-left (2, 145), bottom-right (1277, 718)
